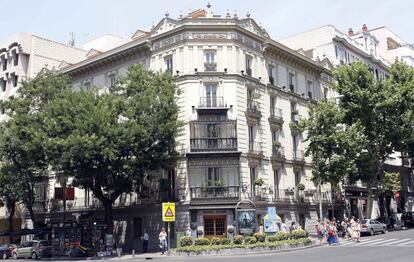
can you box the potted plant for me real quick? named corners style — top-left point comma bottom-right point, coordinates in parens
top-left (296, 183), bottom-right (305, 191)
top-left (272, 141), bottom-right (281, 148)
top-left (254, 178), bottom-right (264, 187)
top-left (214, 179), bottom-right (227, 195)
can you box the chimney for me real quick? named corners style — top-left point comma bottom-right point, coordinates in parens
top-left (348, 28), bottom-right (354, 36)
top-left (362, 24), bottom-right (368, 32)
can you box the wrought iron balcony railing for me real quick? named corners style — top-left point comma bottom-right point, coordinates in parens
top-left (190, 138), bottom-right (237, 152)
top-left (199, 96), bottom-right (225, 108)
top-left (190, 186), bottom-right (240, 200)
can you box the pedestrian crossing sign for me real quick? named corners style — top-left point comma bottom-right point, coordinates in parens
top-left (162, 202), bottom-right (175, 222)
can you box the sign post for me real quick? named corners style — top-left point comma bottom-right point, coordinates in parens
top-left (162, 202), bottom-right (175, 250)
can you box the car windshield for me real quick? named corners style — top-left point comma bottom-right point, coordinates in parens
top-left (361, 219), bottom-right (368, 224)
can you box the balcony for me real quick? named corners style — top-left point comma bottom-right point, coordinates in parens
top-left (246, 68), bottom-right (252, 76)
top-left (269, 107), bottom-right (284, 125)
top-left (248, 141), bottom-right (262, 155)
top-left (292, 150), bottom-right (305, 166)
top-left (204, 62), bottom-right (217, 72)
top-left (273, 189), bottom-right (293, 202)
top-left (246, 99), bottom-right (261, 119)
top-left (199, 96), bottom-right (225, 108)
top-left (190, 186), bottom-right (240, 201)
top-left (271, 146), bottom-right (285, 167)
top-left (190, 138), bottom-right (237, 152)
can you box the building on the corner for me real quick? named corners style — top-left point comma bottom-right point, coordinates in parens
top-left (280, 24), bottom-right (414, 219)
top-left (38, 5), bottom-right (337, 252)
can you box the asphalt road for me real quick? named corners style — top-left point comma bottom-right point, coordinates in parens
top-left (16, 228), bottom-right (414, 262)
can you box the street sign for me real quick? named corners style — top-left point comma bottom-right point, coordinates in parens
top-left (162, 202), bottom-right (175, 222)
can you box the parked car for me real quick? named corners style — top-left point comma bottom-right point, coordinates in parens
top-left (360, 219), bottom-right (386, 236)
top-left (12, 240), bottom-right (51, 260)
top-left (402, 211), bottom-right (414, 227)
top-left (0, 244), bottom-right (16, 260)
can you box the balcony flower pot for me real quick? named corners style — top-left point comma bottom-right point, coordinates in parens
top-left (296, 183), bottom-right (305, 191)
top-left (272, 141), bottom-right (281, 148)
top-left (254, 178), bottom-right (264, 187)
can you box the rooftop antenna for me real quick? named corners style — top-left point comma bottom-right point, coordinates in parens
top-left (68, 32), bottom-right (75, 47)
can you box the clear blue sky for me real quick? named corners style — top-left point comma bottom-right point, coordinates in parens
top-left (1, 0), bottom-right (413, 46)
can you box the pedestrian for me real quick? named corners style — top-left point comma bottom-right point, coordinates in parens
top-left (141, 231), bottom-right (149, 253)
top-left (355, 219), bottom-right (361, 242)
top-left (280, 222), bottom-right (287, 232)
top-left (289, 221), bottom-right (297, 237)
top-left (185, 227), bottom-right (192, 237)
top-left (159, 227), bottom-right (168, 255)
top-left (315, 219), bottom-right (324, 245)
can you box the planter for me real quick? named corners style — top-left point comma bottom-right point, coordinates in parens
top-left (169, 238), bottom-right (312, 256)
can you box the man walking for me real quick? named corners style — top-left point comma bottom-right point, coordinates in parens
top-left (141, 231), bottom-right (149, 253)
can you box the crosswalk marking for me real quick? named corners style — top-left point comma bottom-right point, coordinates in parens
top-left (353, 238), bottom-right (387, 245)
top-left (368, 239), bottom-right (398, 245)
top-left (397, 239), bottom-right (414, 246)
top-left (378, 239), bottom-right (411, 245)
top-left (330, 238), bottom-right (414, 247)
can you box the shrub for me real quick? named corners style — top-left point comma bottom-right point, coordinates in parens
top-left (292, 229), bottom-right (307, 239)
top-left (220, 238), bottom-right (231, 245)
top-left (253, 232), bottom-right (266, 243)
top-left (244, 236), bottom-right (257, 245)
top-left (233, 235), bottom-right (244, 245)
top-left (194, 237), bottom-right (210, 246)
top-left (211, 237), bottom-right (221, 245)
top-left (179, 236), bottom-right (193, 247)
top-left (274, 231), bottom-right (290, 241)
top-left (267, 236), bottom-right (278, 242)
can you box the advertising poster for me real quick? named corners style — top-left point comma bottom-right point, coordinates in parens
top-left (237, 211), bottom-right (256, 234)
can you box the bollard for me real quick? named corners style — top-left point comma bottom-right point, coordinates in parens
top-left (132, 249), bottom-right (135, 257)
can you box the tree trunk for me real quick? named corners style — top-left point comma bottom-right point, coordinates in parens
top-left (7, 201), bottom-right (15, 244)
top-left (27, 204), bottom-right (37, 229)
top-left (103, 201), bottom-right (113, 234)
top-left (366, 181), bottom-right (372, 219)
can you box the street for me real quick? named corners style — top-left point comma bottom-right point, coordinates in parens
top-left (16, 229), bottom-right (413, 262)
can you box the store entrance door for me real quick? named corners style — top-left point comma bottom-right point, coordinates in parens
top-left (204, 215), bottom-right (226, 239)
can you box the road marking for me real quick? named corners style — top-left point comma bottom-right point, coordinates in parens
top-left (353, 238), bottom-right (387, 245)
top-left (397, 239), bottom-right (414, 246)
top-left (363, 238), bottom-right (398, 245)
top-left (379, 239), bottom-right (411, 245)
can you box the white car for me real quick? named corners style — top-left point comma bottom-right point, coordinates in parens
top-left (360, 219), bottom-right (386, 236)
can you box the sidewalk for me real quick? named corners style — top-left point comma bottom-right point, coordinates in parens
top-left (44, 252), bottom-right (166, 261)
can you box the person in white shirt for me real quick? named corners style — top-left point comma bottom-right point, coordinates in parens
top-left (185, 227), bottom-right (192, 237)
top-left (141, 231), bottom-right (149, 253)
top-left (159, 227), bottom-right (168, 255)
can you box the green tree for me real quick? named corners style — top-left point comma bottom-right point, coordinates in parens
top-left (45, 65), bottom-right (183, 233)
top-left (333, 61), bottom-right (407, 218)
top-left (0, 71), bottom-right (70, 228)
top-left (304, 101), bottom-right (365, 217)
top-left (0, 164), bottom-right (23, 242)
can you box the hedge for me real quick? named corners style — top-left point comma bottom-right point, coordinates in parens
top-left (173, 238), bottom-right (311, 253)
top-left (244, 236), bottom-right (257, 245)
top-left (292, 229), bottom-right (308, 239)
top-left (253, 232), bottom-right (266, 243)
top-left (233, 235), bottom-right (244, 245)
top-left (220, 238), bottom-right (231, 245)
top-left (211, 237), bottom-right (221, 245)
top-left (194, 237), bottom-right (210, 246)
top-left (274, 231), bottom-right (290, 241)
top-left (179, 236), bottom-right (193, 247)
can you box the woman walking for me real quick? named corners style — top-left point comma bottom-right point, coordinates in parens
top-left (159, 227), bottom-right (168, 255)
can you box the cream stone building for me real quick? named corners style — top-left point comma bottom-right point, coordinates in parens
top-left (280, 24), bottom-right (414, 219)
top-left (35, 6), bottom-right (336, 252)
